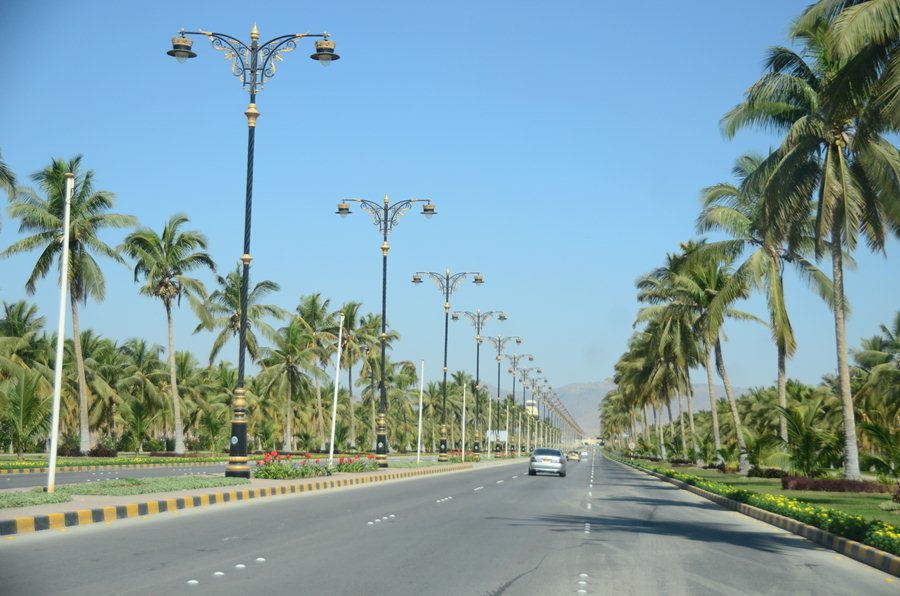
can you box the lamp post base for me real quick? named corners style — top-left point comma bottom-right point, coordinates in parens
top-left (438, 424), bottom-right (448, 462)
top-left (226, 388), bottom-right (250, 478)
top-left (375, 411), bottom-right (388, 468)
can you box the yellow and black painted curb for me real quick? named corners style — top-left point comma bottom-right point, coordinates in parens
top-left (0, 461), bottom-right (224, 475)
top-left (611, 456), bottom-right (900, 578)
top-left (0, 463), bottom-right (472, 537)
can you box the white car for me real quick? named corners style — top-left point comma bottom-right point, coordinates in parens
top-left (528, 448), bottom-right (567, 477)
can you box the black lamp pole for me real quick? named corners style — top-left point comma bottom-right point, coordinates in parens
top-left (413, 270), bottom-right (483, 462)
top-left (452, 311), bottom-right (507, 457)
top-left (484, 335), bottom-right (520, 455)
top-left (168, 25), bottom-right (339, 478)
top-left (337, 196), bottom-right (435, 467)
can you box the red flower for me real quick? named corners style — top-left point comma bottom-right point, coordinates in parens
top-left (339, 457), bottom-right (345, 464)
top-left (256, 461), bottom-right (262, 466)
top-left (367, 453), bottom-right (375, 460)
top-left (305, 452), bottom-right (311, 459)
top-left (286, 454), bottom-right (292, 460)
top-left (315, 458), bottom-right (320, 464)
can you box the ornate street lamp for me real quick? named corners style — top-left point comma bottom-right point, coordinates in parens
top-left (451, 310), bottom-right (508, 457)
top-left (168, 24), bottom-right (338, 478)
top-left (413, 270), bottom-right (483, 462)
top-left (507, 353), bottom-right (532, 453)
top-left (484, 334), bottom-right (521, 455)
top-left (337, 195), bottom-right (435, 467)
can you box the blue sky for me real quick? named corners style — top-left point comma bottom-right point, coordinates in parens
top-left (1, 1), bottom-right (898, 398)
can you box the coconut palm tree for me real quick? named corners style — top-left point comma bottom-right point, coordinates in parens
top-left (0, 149), bottom-right (15, 203)
top-left (2, 368), bottom-right (51, 460)
top-left (295, 294), bottom-right (338, 449)
top-left (723, 11), bottom-right (900, 479)
top-left (0, 301), bottom-right (48, 378)
top-left (120, 214), bottom-right (215, 454)
top-left (698, 152), bottom-right (834, 442)
top-left (259, 318), bottom-right (315, 452)
top-left (2, 156), bottom-right (135, 452)
top-left (193, 264), bottom-right (288, 366)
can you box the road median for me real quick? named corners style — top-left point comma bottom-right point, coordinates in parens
top-left (0, 463), bottom-right (477, 537)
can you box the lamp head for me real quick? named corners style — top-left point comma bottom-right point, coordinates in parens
top-left (498, 312), bottom-right (507, 321)
top-left (473, 273), bottom-right (484, 285)
top-left (411, 273), bottom-right (423, 285)
top-left (422, 202), bottom-right (436, 218)
top-left (515, 337), bottom-right (522, 344)
top-left (167, 34), bottom-right (197, 63)
top-left (310, 39), bottom-right (340, 66)
top-left (451, 312), bottom-right (459, 321)
top-left (336, 202), bottom-right (351, 217)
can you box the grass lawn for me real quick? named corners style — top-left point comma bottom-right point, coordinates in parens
top-left (0, 476), bottom-right (250, 510)
top-left (677, 466), bottom-right (898, 526)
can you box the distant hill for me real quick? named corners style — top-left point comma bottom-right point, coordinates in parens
top-left (555, 380), bottom-right (749, 438)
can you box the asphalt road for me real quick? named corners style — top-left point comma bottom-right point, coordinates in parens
top-left (0, 454), bottom-right (895, 595)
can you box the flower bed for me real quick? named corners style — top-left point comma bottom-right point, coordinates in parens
top-left (616, 456), bottom-right (900, 557)
top-left (254, 451), bottom-right (331, 480)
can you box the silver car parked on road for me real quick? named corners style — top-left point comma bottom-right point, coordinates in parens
top-left (528, 447), bottom-right (567, 477)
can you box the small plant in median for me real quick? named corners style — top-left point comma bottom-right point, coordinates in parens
top-left (253, 451), bottom-right (331, 480)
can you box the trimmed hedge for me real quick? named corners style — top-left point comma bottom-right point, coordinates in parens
top-left (781, 476), bottom-right (894, 493)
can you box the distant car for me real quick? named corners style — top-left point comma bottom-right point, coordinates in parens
top-left (581, 450), bottom-right (589, 458)
top-left (529, 448), bottom-right (567, 477)
top-left (566, 451), bottom-right (581, 462)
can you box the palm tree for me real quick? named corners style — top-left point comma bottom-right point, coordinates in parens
top-left (296, 294), bottom-right (338, 450)
top-left (193, 264), bottom-right (288, 366)
top-left (0, 301), bottom-right (48, 377)
top-left (2, 156), bottom-right (136, 452)
top-left (698, 152), bottom-right (834, 442)
top-left (120, 214), bottom-right (215, 454)
top-left (0, 149), bottom-right (15, 201)
top-left (723, 10), bottom-right (900, 479)
top-left (2, 368), bottom-right (51, 460)
top-left (259, 318), bottom-right (315, 452)
top-left (337, 301), bottom-right (366, 450)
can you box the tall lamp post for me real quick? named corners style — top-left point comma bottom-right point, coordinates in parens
top-left (338, 196), bottom-right (435, 467)
top-left (451, 309), bottom-right (508, 457)
top-left (484, 335), bottom-right (521, 454)
top-left (520, 365), bottom-right (540, 452)
top-left (168, 24), bottom-right (339, 478)
top-left (413, 270), bottom-right (483, 462)
top-left (507, 352), bottom-right (532, 453)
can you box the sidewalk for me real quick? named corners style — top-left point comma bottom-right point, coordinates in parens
top-left (0, 457), bottom-right (525, 537)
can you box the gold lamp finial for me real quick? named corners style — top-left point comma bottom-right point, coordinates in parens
top-left (251, 23), bottom-right (260, 41)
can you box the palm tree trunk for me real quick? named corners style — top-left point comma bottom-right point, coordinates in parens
top-left (642, 405), bottom-right (650, 443)
top-left (677, 392), bottom-right (687, 456)
top-left (314, 376), bottom-right (326, 450)
top-left (283, 384), bottom-right (292, 452)
top-left (777, 344), bottom-right (788, 442)
top-left (347, 366), bottom-right (356, 449)
top-left (665, 399), bottom-right (675, 446)
top-left (830, 224), bottom-right (861, 480)
top-left (165, 301), bottom-right (185, 454)
top-left (686, 380), bottom-right (700, 462)
top-left (704, 343), bottom-right (722, 458)
top-left (655, 405), bottom-right (666, 460)
top-left (69, 293), bottom-right (92, 453)
top-left (715, 338), bottom-right (747, 471)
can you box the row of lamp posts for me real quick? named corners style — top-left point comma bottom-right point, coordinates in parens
top-left (168, 24), bottom-right (568, 473)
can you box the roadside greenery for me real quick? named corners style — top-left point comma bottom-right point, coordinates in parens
top-left (0, 475), bottom-right (250, 509)
top-left (0, 456), bottom-right (228, 471)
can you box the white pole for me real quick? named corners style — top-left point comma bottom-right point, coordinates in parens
top-left (416, 360), bottom-right (424, 464)
top-left (328, 312), bottom-right (345, 466)
top-left (504, 403), bottom-right (509, 456)
top-left (461, 383), bottom-right (467, 462)
top-left (486, 393), bottom-right (492, 459)
top-left (47, 173), bottom-right (74, 494)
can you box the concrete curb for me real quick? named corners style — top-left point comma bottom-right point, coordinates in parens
top-left (0, 463), bottom-right (472, 537)
top-left (0, 461), bottom-right (224, 475)
top-left (611, 456), bottom-right (900, 578)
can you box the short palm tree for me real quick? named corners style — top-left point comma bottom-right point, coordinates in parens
top-left (193, 264), bottom-right (288, 365)
top-left (2, 368), bottom-right (51, 460)
top-left (121, 214), bottom-right (215, 454)
top-left (2, 156), bottom-right (136, 452)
